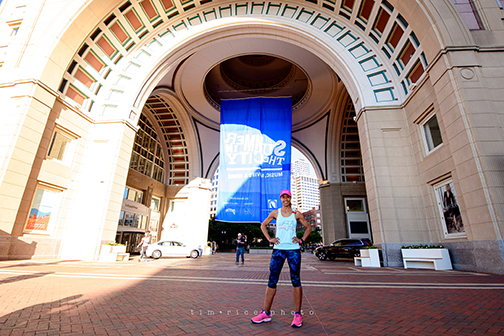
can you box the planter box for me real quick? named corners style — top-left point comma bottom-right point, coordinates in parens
top-left (354, 248), bottom-right (380, 267)
top-left (249, 249), bottom-right (273, 254)
top-left (99, 245), bottom-right (129, 262)
top-left (401, 248), bottom-right (452, 270)
top-left (109, 245), bottom-right (126, 254)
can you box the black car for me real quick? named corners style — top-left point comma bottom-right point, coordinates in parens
top-left (314, 238), bottom-right (372, 260)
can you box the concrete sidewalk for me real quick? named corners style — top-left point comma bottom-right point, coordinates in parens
top-left (0, 253), bottom-right (503, 335)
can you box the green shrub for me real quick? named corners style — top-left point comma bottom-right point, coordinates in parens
top-left (401, 244), bottom-right (444, 249)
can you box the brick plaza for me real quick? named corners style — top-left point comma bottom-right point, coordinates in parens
top-left (1, 253), bottom-right (503, 335)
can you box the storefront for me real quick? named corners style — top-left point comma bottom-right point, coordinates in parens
top-left (116, 195), bottom-right (151, 254)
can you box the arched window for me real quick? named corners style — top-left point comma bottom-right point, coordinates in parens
top-left (130, 114), bottom-right (165, 183)
top-left (340, 99), bottom-right (364, 183)
top-left (144, 95), bottom-right (189, 186)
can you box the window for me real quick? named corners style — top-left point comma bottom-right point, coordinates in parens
top-left (451, 0), bottom-right (484, 30)
top-left (151, 196), bottom-right (160, 211)
top-left (422, 114), bottom-right (443, 152)
top-left (130, 113), bottom-right (165, 183)
top-left (124, 186), bottom-right (143, 203)
top-left (24, 184), bottom-right (64, 235)
top-left (340, 99), bottom-right (364, 182)
top-left (47, 128), bottom-right (78, 163)
top-left (118, 211), bottom-right (148, 229)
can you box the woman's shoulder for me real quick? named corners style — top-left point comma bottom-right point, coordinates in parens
top-left (269, 208), bottom-right (279, 218)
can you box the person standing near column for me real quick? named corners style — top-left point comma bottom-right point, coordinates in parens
top-left (251, 190), bottom-right (312, 328)
top-left (236, 233), bottom-right (245, 264)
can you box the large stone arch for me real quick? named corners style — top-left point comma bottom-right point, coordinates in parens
top-left (48, 0), bottom-right (442, 188)
top-left (4, 0), bottom-right (504, 273)
top-left (58, 1), bottom-right (437, 120)
top-left (3, 0), bottom-right (445, 258)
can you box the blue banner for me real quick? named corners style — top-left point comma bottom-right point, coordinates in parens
top-left (216, 97), bottom-right (292, 222)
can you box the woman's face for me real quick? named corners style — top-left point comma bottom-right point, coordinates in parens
top-left (446, 184), bottom-right (451, 192)
top-left (280, 194), bottom-right (291, 207)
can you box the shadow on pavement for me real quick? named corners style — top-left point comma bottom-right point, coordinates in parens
top-left (0, 272), bottom-right (54, 285)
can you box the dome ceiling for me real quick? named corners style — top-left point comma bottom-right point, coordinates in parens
top-left (176, 38), bottom-right (338, 129)
top-left (204, 55), bottom-right (309, 108)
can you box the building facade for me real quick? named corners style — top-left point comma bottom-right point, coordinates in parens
top-left (300, 207), bottom-right (321, 231)
top-left (1, 0), bottom-right (504, 274)
top-left (292, 175), bottom-right (321, 213)
top-left (290, 158), bottom-right (319, 212)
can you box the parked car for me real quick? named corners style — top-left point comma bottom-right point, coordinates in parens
top-left (314, 238), bottom-right (372, 260)
top-left (146, 241), bottom-right (202, 259)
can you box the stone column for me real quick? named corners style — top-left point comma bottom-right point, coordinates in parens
top-left (428, 50), bottom-right (504, 273)
top-left (58, 121), bottom-right (137, 260)
top-left (319, 183), bottom-right (346, 245)
top-left (160, 178), bottom-right (212, 251)
top-left (356, 106), bottom-right (428, 266)
top-left (0, 82), bottom-right (57, 258)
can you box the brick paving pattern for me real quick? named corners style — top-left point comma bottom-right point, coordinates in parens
top-left (0, 253), bottom-right (503, 335)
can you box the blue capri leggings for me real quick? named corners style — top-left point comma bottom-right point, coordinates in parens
top-left (268, 249), bottom-right (302, 288)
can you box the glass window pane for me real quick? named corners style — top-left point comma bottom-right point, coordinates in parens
top-left (135, 191), bottom-right (143, 203)
top-left (151, 197), bottom-right (160, 211)
top-left (130, 152), bottom-right (139, 170)
top-left (124, 212), bottom-right (134, 226)
top-left (48, 132), bottom-right (73, 160)
top-left (424, 115), bottom-right (442, 151)
top-left (138, 157), bottom-right (146, 174)
top-left (118, 211), bottom-right (125, 225)
top-left (346, 200), bottom-right (364, 212)
top-left (127, 190), bottom-right (136, 201)
top-left (350, 221), bottom-right (369, 234)
top-left (149, 139), bottom-right (156, 153)
top-left (145, 160), bottom-right (153, 177)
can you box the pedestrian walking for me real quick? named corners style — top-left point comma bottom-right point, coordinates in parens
top-left (236, 233), bottom-right (245, 264)
top-left (251, 190), bottom-right (312, 328)
top-left (137, 232), bottom-right (150, 262)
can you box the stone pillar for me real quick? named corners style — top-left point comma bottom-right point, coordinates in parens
top-left (160, 178), bottom-right (211, 250)
top-left (58, 121), bottom-right (137, 260)
top-left (319, 183), bottom-right (346, 244)
top-left (357, 106), bottom-right (428, 266)
top-left (319, 182), bottom-right (368, 245)
top-left (0, 82), bottom-right (57, 258)
top-left (427, 50), bottom-right (504, 273)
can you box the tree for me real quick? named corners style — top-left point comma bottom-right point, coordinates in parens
top-left (208, 217), bottom-right (268, 250)
top-left (297, 227), bottom-right (322, 245)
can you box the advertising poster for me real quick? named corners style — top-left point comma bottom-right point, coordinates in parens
top-left (217, 97), bottom-right (292, 222)
top-left (24, 187), bottom-right (62, 234)
top-left (435, 181), bottom-right (465, 236)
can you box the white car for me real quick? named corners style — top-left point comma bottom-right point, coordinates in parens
top-left (146, 241), bottom-right (202, 259)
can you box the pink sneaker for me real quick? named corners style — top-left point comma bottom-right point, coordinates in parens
top-left (291, 313), bottom-right (302, 328)
top-left (251, 310), bottom-right (271, 324)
